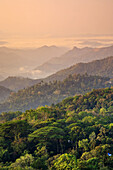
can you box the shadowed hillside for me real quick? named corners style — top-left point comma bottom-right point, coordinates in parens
top-left (0, 76), bottom-right (41, 91)
top-left (44, 56), bottom-right (113, 82)
top-left (35, 45), bottom-right (113, 76)
top-left (0, 74), bottom-right (112, 113)
top-left (0, 86), bottom-right (12, 102)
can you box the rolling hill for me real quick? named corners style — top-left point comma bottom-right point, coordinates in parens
top-left (44, 56), bottom-right (113, 82)
top-left (0, 76), bottom-right (41, 91)
top-left (0, 74), bottom-right (112, 113)
top-left (35, 45), bottom-right (113, 77)
top-left (1, 56), bottom-right (113, 92)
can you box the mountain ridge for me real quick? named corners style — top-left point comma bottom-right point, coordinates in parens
top-left (35, 45), bottom-right (113, 76)
top-left (0, 76), bottom-right (41, 91)
top-left (44, 56), bottom-right (113, 82)
top-left (0, 46), bottom-right (68, 79)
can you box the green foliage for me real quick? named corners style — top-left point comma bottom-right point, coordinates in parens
top-left (53, 153), bottom-right (77, 170)
top-left (0, 87), bottom-right (113, 169)
top-left (10, 154), bottom-right (34, 169)
top-left (78, 139), bottom-right (89, 151)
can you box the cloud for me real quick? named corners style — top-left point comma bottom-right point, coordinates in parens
top-left (63, 37), bottom-right (113, 48)
top-left (91, 39), bottom-right (113, 42)
top-left (79, 41), bottom-right (103, 47)
top-left (19, 67), bottom-right (42, 77)
top-left (78, 40), bottom-right (113, 48)
top-left (31, 70), bottom-right (42, 75)
top-left (19, 67), bottom-right (25, 72)
top-left (0, 41), bottom-right (8, 45)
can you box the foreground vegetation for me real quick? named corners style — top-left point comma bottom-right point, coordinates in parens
top-left (0, 87), bottom-right (113, 169)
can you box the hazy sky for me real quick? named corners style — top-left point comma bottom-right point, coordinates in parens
top-left (0, 0), bottom-right (113, 47)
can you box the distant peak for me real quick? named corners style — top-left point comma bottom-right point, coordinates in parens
top-left (73, 46), bottom-right (79, 50)
top-left (40, 45), bottom-right (49, 48)
top-left (40, 45), bottom-right (58, 49)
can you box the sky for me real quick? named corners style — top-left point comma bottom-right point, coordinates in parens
top-left (0, 0), bottom-right (113, 48)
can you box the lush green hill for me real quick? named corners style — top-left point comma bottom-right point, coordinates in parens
top-left (0, 87), bottom-right (113, 169)
top-left (0, 85), bottom-right (12, 102)
top-left (0, 76), bottom-right (41, 91)
top-left (57, 87), bottom-right (113, 113)
top-left (0, 74), bottom-right (112, 113)
top-left (44, 56), bottom-right (113, 82)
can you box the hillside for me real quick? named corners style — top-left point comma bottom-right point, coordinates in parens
top-left (57, 87), bottom-right (113, 113)
top-left (0, 74), bottom-right (112, 113)
top-left (0, 76), bottom-right (41, 91)
top-left (1, 56), bottom-right (113, 92)
top-left (0, 86), bottom-right (12, 102)
top-left (44, 56), bottom-right (113, 82)
top-left (35, 45), bottom-right (113, 76)
top-left (0, 88), bottom-right (113, 169)
top-left (0, 46), bottom-right (68, 79)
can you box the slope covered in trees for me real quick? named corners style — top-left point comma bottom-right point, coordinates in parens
top-left (0, 74), bottom-right (112, 113)
top-left (44, 56), bottom-right (113, 82)
top-left (0, 87), bottom-right (113, 169)
top-left (0, 85), bottom-right (12, 103)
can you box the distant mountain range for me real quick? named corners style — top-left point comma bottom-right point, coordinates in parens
top-left (35, 45), bottom-right (113, 77)
top-left (44, 56), bottom-right (113, 82)
top-left (0, 77), bottom-right (41, 91)
top-left (0, 46), bottom-right (68, 79)
top-left (1, 45), bottom-right (113, 79)
top-left (1, 56), bottom-right (113, 93)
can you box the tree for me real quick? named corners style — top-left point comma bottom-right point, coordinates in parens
top-left (29, 126), bottom-right (65, 154)
top-left (78, 139), bottom-right (89, 152)
top-left (10, 154), bottom-right (34, 169)
top-left (53, 153), bottom-right (77, 170)
top-left (89, 132), bottom-right (96, 149)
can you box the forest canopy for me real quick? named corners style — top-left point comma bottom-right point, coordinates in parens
top-left (0, 87), bottom-right (113, 169)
